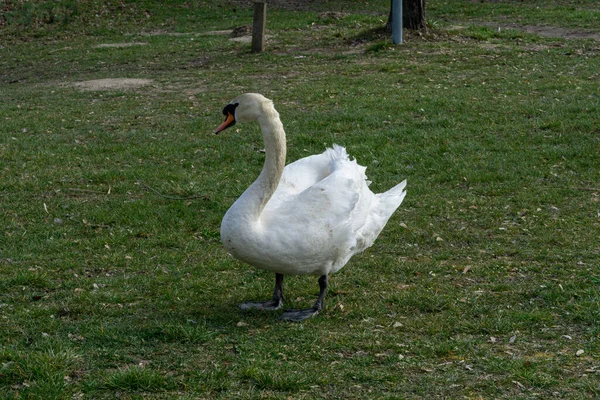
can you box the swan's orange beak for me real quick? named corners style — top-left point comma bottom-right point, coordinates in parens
top-left (215, 112), bottom-right (236, 134)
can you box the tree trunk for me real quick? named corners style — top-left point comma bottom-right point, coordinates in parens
top-left (386, 0), bottom-right (426, 31)
top-left (404, 0), bottom-right (426, 30)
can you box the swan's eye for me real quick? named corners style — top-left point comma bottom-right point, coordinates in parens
top-left (222, 103), bottom-right (239, 117)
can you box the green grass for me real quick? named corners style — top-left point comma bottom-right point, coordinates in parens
top-left (1, 0), bottom-right (599, 398)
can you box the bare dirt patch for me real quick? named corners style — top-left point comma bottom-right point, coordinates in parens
top-left (94, 42), bottom-right (148, 48)
top-left (482, 23), bottom-right (600, 41)
top-left (183, 87), bottom-right (207, 96)
top-left (73, 78), bottom-right (153, 91)
top-left (229, 35), bottom-right (273, 43)
top-left (139, 30), bottom-right (190, 37)
top-left (226, 0), bottom-right (316, 11)
top-left (202, 30), bottom-right (231, 36)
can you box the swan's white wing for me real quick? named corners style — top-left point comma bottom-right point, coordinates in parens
top-left (235, 144), bottom-right (406, 277)
top-left (264, 145), bottom-right (357, 222)
top-left (268, 144), bottom-right (356, 204)
top-left (281, 153), bottom-right (330, 191)
top-left (275, 163), bottom-right (361, 227)
top-left (258, 151), bottom-right (372, 275)
top-left (263, 150), bottom-right (331, 213)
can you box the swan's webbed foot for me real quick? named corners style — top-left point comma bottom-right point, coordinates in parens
top-left (279, 275), bottom-right (328, 323)
top-left (239, 298), bottom-right (282, 311)
top-left (239, 273), bottom-right (284, 312)
top-left (279, 306), bottom-right (321, 322)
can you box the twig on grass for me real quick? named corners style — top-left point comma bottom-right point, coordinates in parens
top-left (66, 188), bottom-right (110, 195)
top-left (548, 185), bottom-right (600, 192)
top-left (136, 179), bottom-right (209, 201)
top-left (570, 186), bottom-right (600, 192)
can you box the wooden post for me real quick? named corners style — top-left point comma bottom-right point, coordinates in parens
top-left (252, 1), bottom-right (267, 53)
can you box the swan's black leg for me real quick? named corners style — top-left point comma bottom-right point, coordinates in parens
top-left (280, 275), bottom-right (328, 322)
top-left (239, 273), bottom-right (284, 311)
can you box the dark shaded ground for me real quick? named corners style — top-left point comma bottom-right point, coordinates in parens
top-left (490, 23), bottom-right (600, 41)
top-left (227, 0), bottom-right (600, 41)
top-left (227, 0), bottom-right (318, 11)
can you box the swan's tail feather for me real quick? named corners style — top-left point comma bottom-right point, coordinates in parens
top-left (325, 144), bottom-right (350, 163)
top-left (352, 179), bottom-right (407, 255)
top-left (379, 179), bottom-right (407, 209)
top-left (371, 179), bottom-right (407, 237)
top-left (326, 144), bottom-right (371, 185)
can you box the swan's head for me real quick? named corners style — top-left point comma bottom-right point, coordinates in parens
top-left (214, 93), bottom-right (271, 134)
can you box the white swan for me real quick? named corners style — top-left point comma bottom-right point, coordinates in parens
top-left (215, 93), bottom-right (407, 321)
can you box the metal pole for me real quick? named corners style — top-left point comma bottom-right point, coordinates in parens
top-left (252, 1), bottom-right (267, 53)
top-left (392, 0), bottom-right (402, 44)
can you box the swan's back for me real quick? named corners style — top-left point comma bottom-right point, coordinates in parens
top-left (253, 144), bottom-right (406, 276)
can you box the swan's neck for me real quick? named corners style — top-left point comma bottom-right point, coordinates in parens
top-left (241, 103), bottom-right (286, 220)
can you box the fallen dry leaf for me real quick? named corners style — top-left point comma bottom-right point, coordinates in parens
top-left (513, 380), bottom-right (525, 389)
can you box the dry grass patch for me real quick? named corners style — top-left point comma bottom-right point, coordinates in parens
top-left (73, 78), bottom-right (153, 91)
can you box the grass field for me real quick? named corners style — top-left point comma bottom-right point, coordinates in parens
top-left (1, 0), bottom-right (599, 398)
